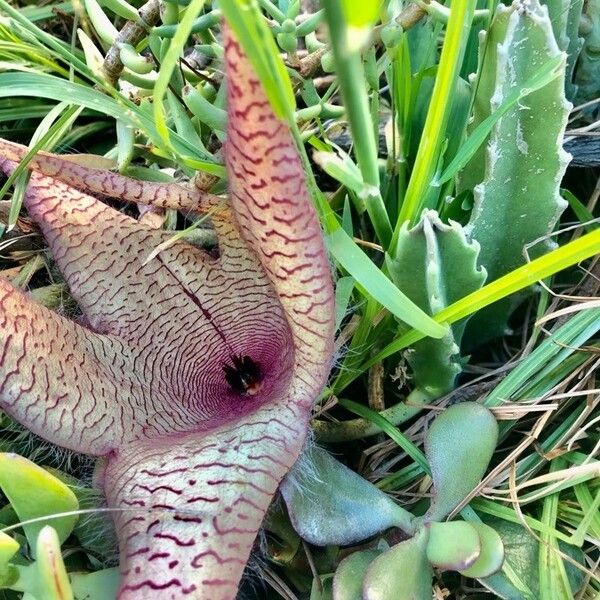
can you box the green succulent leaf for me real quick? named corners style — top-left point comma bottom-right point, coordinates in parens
top-left (459, 522), bottom-right (504, 578)
top-left (425, 521), bottom-right (481, 572)
top-left (544, 0), bottom-right (584, 99)
top-left (425, 403), bottom-right (498, 521)
top-left (332, 549), bottom-right (382, 600)
top-left (0, 454), bottom-right (79, 555)
top-left (574, 0), bottom-right (600, 103)
top-left (363, 528), bottom-right (432, 600)
top-left (281, 447), bottom-right (415, 546)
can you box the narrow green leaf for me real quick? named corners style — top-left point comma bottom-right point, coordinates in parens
top-left (0, 72), bottom-right (221, 172)
top-left (3, 103), bottom-right (81, 231)
top-left (338, 398), bottom-right (430, 473)
top-left (365, 228), bottom-right (600, 367)
top-left (394, 0), bottom-right (476, 230)
top-left (153, 0), bottom-right (206, 147)
top-left (539, 462), bottom-right (573, 600)
top-left (328, 227), bottom-right (447, 338)
top-left (562, 189), bottom-right (598, 231)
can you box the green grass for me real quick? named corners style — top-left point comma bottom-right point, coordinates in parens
top-left (0, 0), bottom-right (599, 598)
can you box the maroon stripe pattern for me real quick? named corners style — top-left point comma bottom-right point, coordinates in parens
top-left (0, 25), bottom-right (334, 600)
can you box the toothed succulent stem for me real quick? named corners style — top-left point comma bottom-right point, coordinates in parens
top-left (460, 0), bottom-right (571, 341)
top-left (387, 210), bottom-right (485, 403)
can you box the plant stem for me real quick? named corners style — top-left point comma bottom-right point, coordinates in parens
top-left (102, 0), bottom-right (160, 84)
top-left (322, 0), bottom-right (393, 248)
top-left (313, 388), bottom-right (432, 442)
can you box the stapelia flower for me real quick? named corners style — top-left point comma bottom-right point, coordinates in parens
top-left (0, 28), bottom-right (334, 599)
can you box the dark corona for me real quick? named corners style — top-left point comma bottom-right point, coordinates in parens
top-left (223, 355), bottom-right (263, 396)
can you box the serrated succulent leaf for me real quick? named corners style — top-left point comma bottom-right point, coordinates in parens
top-left (0, 454), bottom-right (78, 555)
top-left (461, 0), bottom-right (571, 342)
top-left (0, 24), bottom-right (335, 600)
top-left (425, 521), bottom-right (480, 572)
top-left (574, 0), bottom-right (600, 103)
top-left (281, 446), bottom-right (414, 546)
top-left (456, 7), bottom-right (512, 195)
top-left (425, 403), bottom-right (498, 522)
top-left (387, 210), bottom-right (485, 398)
top-left (459, 522), bottom-right (504, 578)
top-left (363, 528), bottom-right (432, 600)
top-left (544, 0), bottom-right (584, 99)
top-left (333, 549), bottom-right (381, 600)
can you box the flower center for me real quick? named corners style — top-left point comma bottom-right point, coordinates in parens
top-left (222, 355), bottom-right (263, 396)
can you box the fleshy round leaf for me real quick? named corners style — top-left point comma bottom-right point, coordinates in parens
top-left (459, 522), bottom-right (504, 578)
top-left (333, 549), bottom-right (381, 600)
top-left (363, 529), bottom-right (432, 600)
top-left (35, 526), bottom-right (73, 600)
top-left (281, 447), bottom-right (415, 546)
top-left (426, 521), bottom-right (481, 572)
top-left (0, 454), bottom-right (78, 554)
top-left (425, 403), bottom-right (498, 521)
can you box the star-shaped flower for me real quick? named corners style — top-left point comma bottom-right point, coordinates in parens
top-left (0, 28), bottom-right (334, 599)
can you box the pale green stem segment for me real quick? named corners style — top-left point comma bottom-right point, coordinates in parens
top-left (392, 0), bottom-right (477, 240)
top-left (322, 0), bottom-right (393, 248)
top-left (414, 0), bottom-right (489, 24)
top-left (153, 0), bottom-right (206, 147)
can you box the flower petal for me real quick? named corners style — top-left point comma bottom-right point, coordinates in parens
top-left (102, 407), bottom-right (305, 598)
top-left (224, 29), bottom-right (335, 407)
top-left (0, 138), bottom-right (206, 212)
top-left (0, 279), bottom-right (127, 453)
